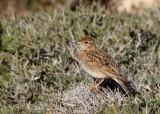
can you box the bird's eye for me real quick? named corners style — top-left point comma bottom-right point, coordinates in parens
top-left (84, 41), bottom-right (88, 44)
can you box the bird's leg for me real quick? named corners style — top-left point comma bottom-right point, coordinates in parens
top-left (94, 78), bottom-right (99, 84)
top-left (96, 79), bottom-right (104, 87)
top-left (89, 79), bottom-right (104, 91)
top-left (89, 78), bottom-right (98, 89)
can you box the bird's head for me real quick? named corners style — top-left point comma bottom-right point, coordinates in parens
top-left (77, 36), bottom-right (96, 51)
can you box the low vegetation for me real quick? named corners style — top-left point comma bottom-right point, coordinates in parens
top-left (0, 5), bottom-right (160, 114)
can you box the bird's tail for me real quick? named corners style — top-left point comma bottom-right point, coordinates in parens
top-left (113, 77), bottom-right (130, 95)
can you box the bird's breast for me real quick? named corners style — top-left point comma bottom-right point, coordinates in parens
top-left (80, 62), bottom-right (106, 78)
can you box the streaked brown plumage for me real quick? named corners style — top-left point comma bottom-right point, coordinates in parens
top-left (77, 36), bottom-right (130, 94)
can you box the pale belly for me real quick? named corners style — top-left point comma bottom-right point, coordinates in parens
top-left (81, 64), bottom-right (106, 78)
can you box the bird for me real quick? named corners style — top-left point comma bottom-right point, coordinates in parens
top-left (76, 36), bottom-right (130, 95)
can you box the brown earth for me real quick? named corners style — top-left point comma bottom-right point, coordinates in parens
top-left (69, 0), bottom-right (160, 14)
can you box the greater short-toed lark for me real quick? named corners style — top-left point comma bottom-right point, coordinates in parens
top-left (76, 36), bottom-right (130, 95)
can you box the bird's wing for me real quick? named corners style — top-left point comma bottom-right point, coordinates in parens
top-left (86, 50), bottom-right (121, 77)
top-left (86, 51), bottom-right (118, 72)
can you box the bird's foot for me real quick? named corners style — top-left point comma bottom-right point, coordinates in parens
top-left (89, 79), bottom-right (104, 92)
top-left (89, 83), bottom-right (101, 91)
